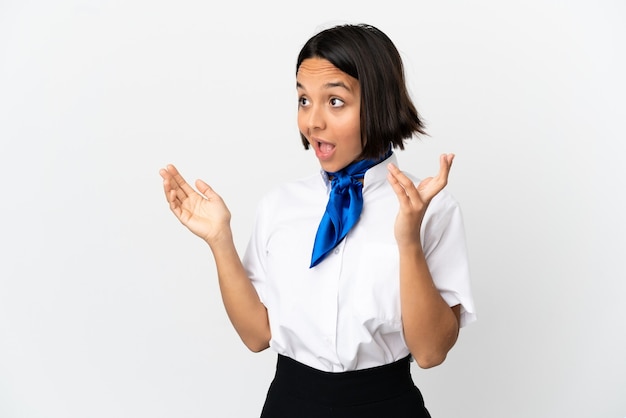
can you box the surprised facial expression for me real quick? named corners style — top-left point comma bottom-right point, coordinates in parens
top-left (296, 58), bottom-right (362, 173)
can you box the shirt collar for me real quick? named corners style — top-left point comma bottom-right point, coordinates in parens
top-left (317, 152), bottom-right (397, 190)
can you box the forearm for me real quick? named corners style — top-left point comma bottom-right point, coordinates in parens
top-left (208, 236), bottom-right (271, 352)
top-left (399, 243), bottom-right (460, 368)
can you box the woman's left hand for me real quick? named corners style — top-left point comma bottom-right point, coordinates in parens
top-left (387, 153), bottom-right (454, 246)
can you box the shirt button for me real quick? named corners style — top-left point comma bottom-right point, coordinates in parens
top-left (334, 248), bottom-right (340, 254)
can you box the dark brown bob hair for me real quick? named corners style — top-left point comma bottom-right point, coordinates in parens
top-left (296, 23), bottom-right (426, 160)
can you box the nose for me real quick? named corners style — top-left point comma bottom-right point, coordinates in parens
top-left (306, 104), bottom-right (325, 133)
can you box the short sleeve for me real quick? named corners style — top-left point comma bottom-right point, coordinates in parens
top-left (421, 190), bottom-right (477, 327)
top-left (242, 197), bottom-right (270, 305)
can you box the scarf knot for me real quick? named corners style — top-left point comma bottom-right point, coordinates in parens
top-left (309, 149), bottom-right (392, 268)
top-left (333, 173), bottom-right (360, 192)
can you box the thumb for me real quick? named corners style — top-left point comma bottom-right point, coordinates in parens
top-left (195, 179), bottom-right (216, 199)
top-left (436, 153), bottom-right (454, 184)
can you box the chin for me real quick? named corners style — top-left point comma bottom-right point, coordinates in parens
top-left (318, 161), bottom-right (342, 173)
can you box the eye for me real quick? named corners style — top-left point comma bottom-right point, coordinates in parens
top-left (298, 96), bottom-right (310, 107)
top-left (329, 97), bottom-right (345, 107)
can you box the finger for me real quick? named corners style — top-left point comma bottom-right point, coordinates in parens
top-left (416, 154), bottom-right (455, 200)
top-left (387, 163), bottom-right (421, 199)
top-left (160, 166), bottom-right (184, 198)
top-left (195, 179), bottom-right (217, 200)
top-left (420, 154), bottom-right (453, 194)
top-left (162, 176), bottom-right (174, 200)
top-left (387, 163), bottom-right (413, 188)
top-left (167, 189), bottom-right (183, 218)
top-left (165, 164), bottom-right (198, 200)
top-left (387, 163), bottom-right (415, 205)
top-left (161, 171), bottom-right (183, 206)
top-left (159, 167), bottom-right (170, 181)
top-left (161, 172), bottom-right (189, 206)
top-left (435, 153), bottom-right (454, 184)
top-left (162, 178), bottom-right (185, 209)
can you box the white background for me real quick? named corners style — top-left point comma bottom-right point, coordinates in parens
top-left (1, 1), bottom-right (625, 417)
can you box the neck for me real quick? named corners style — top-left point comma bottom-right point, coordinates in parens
top-left (327, 149), bottom-right (392, 178)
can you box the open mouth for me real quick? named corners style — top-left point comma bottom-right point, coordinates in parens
top-left (318, 141), bottom-right (335, 156)
top-left (315, 140), bottom-right (336, 161)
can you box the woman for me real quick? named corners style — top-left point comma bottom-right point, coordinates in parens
top-left (160, 23), bottom-right (475, 417)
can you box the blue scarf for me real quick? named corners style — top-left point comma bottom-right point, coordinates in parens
top-left (310, 150), bottom-right (392, 268)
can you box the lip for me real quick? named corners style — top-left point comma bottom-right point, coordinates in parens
top-left (311, 136), bottom-right (335, 161)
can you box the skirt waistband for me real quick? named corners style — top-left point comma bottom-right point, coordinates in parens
top-left (272, 354), bottom-right (415, 407)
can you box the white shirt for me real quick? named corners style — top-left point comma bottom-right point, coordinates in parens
top-left (242, 153), bottom-right (476, 372)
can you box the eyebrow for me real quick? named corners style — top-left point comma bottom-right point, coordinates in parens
top-left (296, 81), bottom-right (352, 91)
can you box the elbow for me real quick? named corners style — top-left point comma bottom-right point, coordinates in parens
top-left (414, 352), bottom-right (447, 369)
top-left (409, 337), bottom-right (457, 368)
top-left (245, 340), bottom-right (270, 353)
top-left (241, 332), bottom-right (271, 353)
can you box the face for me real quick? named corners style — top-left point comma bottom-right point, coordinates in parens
top-left (296, 57), bottom-right (362, 173)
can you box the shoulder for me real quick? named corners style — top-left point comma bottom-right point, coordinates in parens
top-left (257, 172), bottom-right (325, 211)
top-left (431, 187), bottom-right (461, 212)
top-left (421, 186), bottom-right (465, 244)
top-left (263, 172), bottom-right (322, 200)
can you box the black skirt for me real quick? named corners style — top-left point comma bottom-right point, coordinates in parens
top-left (260, 354), bottom-right (431, 418)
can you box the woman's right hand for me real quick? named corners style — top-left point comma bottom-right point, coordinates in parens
top-left (159, 164), bottom-right (232, 245)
